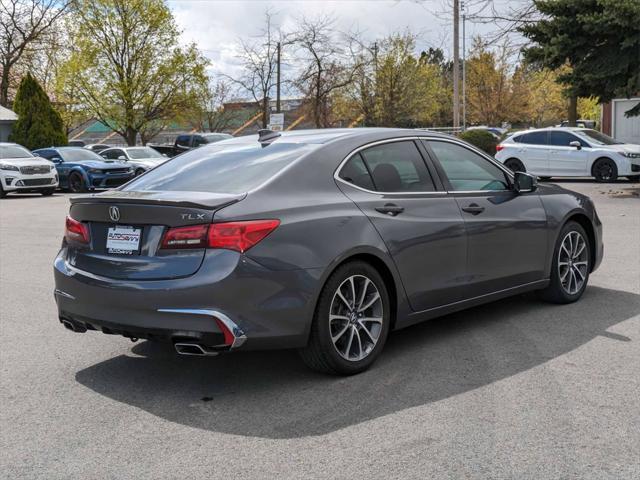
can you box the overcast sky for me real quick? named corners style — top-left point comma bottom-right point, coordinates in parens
top-left (167, 0), bottom-right (523, 94)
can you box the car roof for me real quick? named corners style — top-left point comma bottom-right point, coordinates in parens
top-left (507, 126), bottom-right (593, 137)
top-left (222, 128), bottom-right (452, 146)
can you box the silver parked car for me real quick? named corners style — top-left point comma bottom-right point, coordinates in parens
top-left (100, 146), bottom-right (168, 176)
top-left (495, 127), bottom-right (640, 182)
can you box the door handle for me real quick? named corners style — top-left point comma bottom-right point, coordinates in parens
top-left (375, 203), bottom-right (404, 216)
top-left (461, 203), bottom-right (485, 215)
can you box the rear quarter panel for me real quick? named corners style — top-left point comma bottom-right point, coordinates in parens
top-left (214, 135), bottom-right (415, 330)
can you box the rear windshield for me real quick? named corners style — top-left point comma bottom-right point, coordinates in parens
top-left (123, 142), bottom-right (317, 194)
top-left (0, 145), bottom-right (33, 159)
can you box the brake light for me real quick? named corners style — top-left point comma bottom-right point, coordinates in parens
top-left (160, 220), bottom-right (280, 252)
top-left (208, 220), bottom-right (280, 252)
top-left (496, 144), bottom-right (505, 152)
top-left (160, 224), bottom-right (208, 249)
top-left (65, 216), bottom-right (90, 244)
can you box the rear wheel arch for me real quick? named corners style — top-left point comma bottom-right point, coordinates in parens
top-left (315, 252), bottom-right (399, 333)
top-left (504, 157), bottom-right (525, 172)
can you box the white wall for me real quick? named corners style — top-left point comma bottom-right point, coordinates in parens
top-left (612, 98), bottom-right (640, 144)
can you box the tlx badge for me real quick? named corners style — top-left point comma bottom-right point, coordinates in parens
top-left (181, 213), bottom-right (205, 220)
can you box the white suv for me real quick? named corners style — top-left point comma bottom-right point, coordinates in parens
top-left (0, 143), bottom-right (59, 197)
top-left (495, 127), bottom-right (640, 182)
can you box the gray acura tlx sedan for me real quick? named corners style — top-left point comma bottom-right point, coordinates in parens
top-left (54, 128), bottom-right (603, 375)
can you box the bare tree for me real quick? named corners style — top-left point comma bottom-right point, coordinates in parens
top-left (0, 0), bottom-right (71, 107)
top-left (294, 15), bottom-right (360, 128)
top-left (190, 78), bottom-right (237, 132)
top-left (227, 10), bottom-right (291, 128)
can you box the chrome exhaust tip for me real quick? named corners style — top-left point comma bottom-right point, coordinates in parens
top-left (61, 318), bottom-right (87, 333)
top-left (174, 343), bottom-right (219, 356)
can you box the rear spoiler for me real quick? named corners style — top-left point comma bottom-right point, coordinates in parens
top-left (70, 190), bottom-right (247, 210)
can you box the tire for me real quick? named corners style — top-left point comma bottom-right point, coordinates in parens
top-left (135, 168), bottom-right (145, 176)
top-left (68, 172), bottom-right (87, 193)
top-left (40, 188), bottom-right (55, 196)
top-left (0, 184), bottom-right (6, 198)
top-left (299, 261), bottom-right (391, 375)
top-left (504, 158), bottom-right (525, 173)
top-left (592, 158), bottom-right (618, 182)
top-left (627, 176), bottom-right (640, 183)
top-left (538, 221), bottom-right (591, 304)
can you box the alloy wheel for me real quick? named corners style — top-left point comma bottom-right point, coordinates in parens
top-left (558, 231), bottom-right (589, 295)
top-left (329, 275), bottom-right (383, 362)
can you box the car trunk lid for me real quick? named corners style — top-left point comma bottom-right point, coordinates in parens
top-left (65, 191), bottom-right (245, 280)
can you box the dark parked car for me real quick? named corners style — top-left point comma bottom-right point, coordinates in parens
top-left (33, 147), bottom-right (134, 193)
top-left (54, 128), bottom-right (603, 375)
top-left (150, 132), bottom-right (233, 157)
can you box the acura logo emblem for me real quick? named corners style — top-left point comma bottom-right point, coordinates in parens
top-left (109, 206), bottom-right (120, 222)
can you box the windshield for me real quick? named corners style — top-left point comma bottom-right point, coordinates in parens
top-left (127, 147), bottom-right (164, 159)
top-left (123, 142), bottom-right (317, 194)
top-left (0, 145), bottom-right (33, 159)
top-left (575, 129), bottom-right (623, 145)
top-left (61, 148), bottom-right (105, 162)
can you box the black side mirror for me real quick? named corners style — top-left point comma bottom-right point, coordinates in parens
top-left (514, 171), bottom-right (537, 193)
top-left (569, 140), bottom-right (582, 150)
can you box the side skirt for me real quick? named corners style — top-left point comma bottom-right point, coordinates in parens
top-left (395, 279), bottom-right (550, 330)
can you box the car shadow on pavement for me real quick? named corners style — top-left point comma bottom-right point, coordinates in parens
top-left (75, 286), bottom-right (639, 439)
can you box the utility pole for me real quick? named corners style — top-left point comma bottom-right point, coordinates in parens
top-left (453, 0), bottom-right (460, 129)
top-left (462, 1), bottom-right (466, 130)
top-left (276, 41), bottom-right (281, 113)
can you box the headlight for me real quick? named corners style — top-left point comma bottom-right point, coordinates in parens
top-left (50, 164), bottom-right (56, 171)
top-left (87, 168), bottom-right (103, 174)
top-left (619, 152), bottom-right (640, 159)
top-left (0, 163), bottom-right (19, 171)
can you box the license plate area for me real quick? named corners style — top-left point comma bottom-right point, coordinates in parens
top-left (106, 226), bottom-right (142, 255)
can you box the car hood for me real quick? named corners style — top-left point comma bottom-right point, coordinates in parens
top-left (79, 160), bottom-right (130, 169)
top-left (129, 158), bottom-right (167, 165)
top-left (0, 157), bottom-right (54, 167)
top-left (592, 143), bottom-right (640, 154)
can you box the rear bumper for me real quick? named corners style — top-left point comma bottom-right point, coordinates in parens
top-left (53, 248), bottom-right (323, 350)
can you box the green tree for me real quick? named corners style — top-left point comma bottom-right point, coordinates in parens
top-left (9, 72), bottom-right (66, 149)
top-left (465, 39), bottom-right (528, 126)
top-left (66, 0), bottom-right (208, 145)
top-left (521, 0), bottom-right (640, 120)
top-left (373, 33), bottom-right (443, 127)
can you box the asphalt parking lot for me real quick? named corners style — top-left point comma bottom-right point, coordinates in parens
top-left (1, 180), bottom-right (639, 479)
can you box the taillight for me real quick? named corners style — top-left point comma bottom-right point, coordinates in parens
top-left (496, 144), bottom-right (505, 152)
top-left (160, 220), bottom-right (280, 252)
top-left (65, 216), bottom-right (90, 244)
top-left (208, 220), bottom-right (280, 253)
top-left (160, 224), bottom-right (208, 249)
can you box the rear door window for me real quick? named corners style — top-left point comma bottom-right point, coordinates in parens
top-left (358, 141), bottom-right (435, 192)
top-left (124, 143), bottom-right (318, 194)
